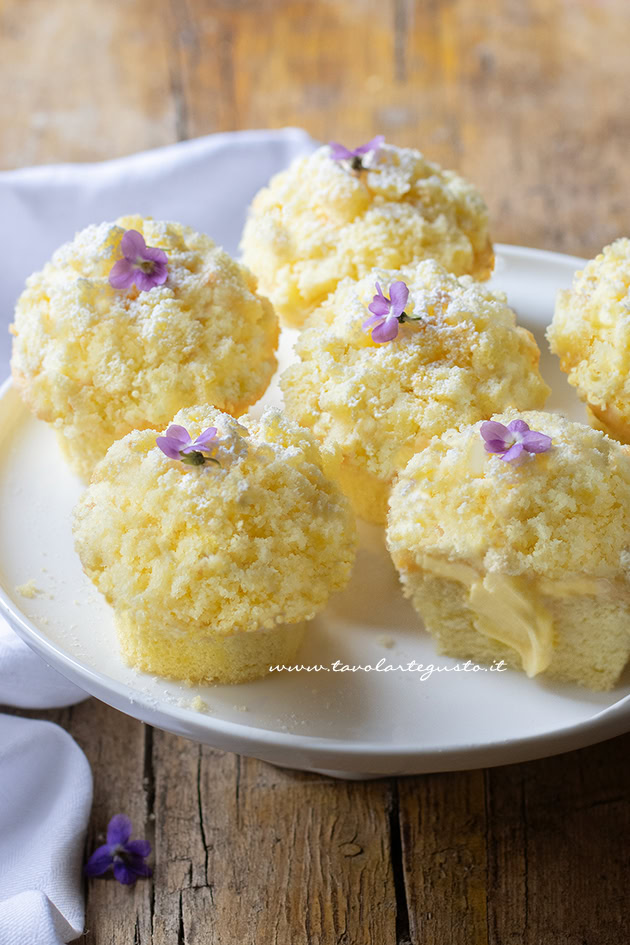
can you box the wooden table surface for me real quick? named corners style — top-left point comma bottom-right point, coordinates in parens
top-left (3, 1), bottom-right (630, 942)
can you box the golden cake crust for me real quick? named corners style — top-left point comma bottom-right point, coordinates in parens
top-left (11, 216), bottom-right (279, 479)
top-left (73, 405), bottom-right (357, 639)
top-left (281, 261), bottom-right (550, 524)
top-left (387, 410), bottom-right (630, 580)
top-left (548, 238), bottom-right (630, 443)
top-left (241, 143), bottom-right (494, 326)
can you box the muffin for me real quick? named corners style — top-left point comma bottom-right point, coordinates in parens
top-left (73, 405), bottom-right (357, 684)
top-left (240, 139), bottom-right (494, 327)
top-left (280, 260), bottom-right (550, 524)
top-left (548, 238), bottom-right (630, 443)
top-left (387, 411), bottom-right (630, 691)
top-left (10, 216), bottom-right (278, 479)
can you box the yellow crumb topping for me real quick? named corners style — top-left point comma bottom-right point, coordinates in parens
top-left (281, 260), bottom-right (550, 524)
top-left (548, 239), bottom-right (630, 442)
top-left (11, 216), bottom-right (279, 479)
top-left (241, 143), bottom-right (494, 327)
top-left (387, 411), bottom-right (630, 580)
top-left (73, 405), bottom-right (357, 638)
top-left (15, 579), bottom-right (40, 599)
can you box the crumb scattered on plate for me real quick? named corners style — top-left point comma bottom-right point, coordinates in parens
top-left (15, 579), bottom-right (41, 599)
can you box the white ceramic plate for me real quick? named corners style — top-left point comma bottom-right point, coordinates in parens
top-left (2, 244), bottom-right (630, 779)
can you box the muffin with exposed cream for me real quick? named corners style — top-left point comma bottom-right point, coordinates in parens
top-left (387, 410), bottom-right (630, 691)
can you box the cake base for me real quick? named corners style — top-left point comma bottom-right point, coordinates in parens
top-left (586, 403), bottom-right (630, 445)
top-left (403, 571), bottom-right (630, 691)
top-left (323, 453), bottom-right (391, 525)
top-left (116, 614), bottom-right (307, 685)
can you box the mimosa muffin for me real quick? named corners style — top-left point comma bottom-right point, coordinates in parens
top-left (548, 238), bottom-right (630, 443)
top-left (280, 260), bottom-right (550, 524)
top-left (387, 411), bottom-right (630, 691)
top-left (10, 216), bottom-right (278, 480)
top-left (73, 405), bottom-right (357, 685)
top-left (240, 138), bottom-right (494, 327)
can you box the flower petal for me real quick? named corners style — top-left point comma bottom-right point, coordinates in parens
top-left (128, 857), bottom-right (153, 878)
top-left (84, 844), bottom-right (113, 877)
top-left (388, 281), bottom-right (409, 319)
top-left (156, 437), bottom-right (184, 460)
top-left (500, 442), bottom-right (525, 463)
top-left (368, 297), bottom-right (391, 317)
top-left (107, 814), bottom-right (133, 847)
top-left (355, 135), bottom-right (385, 155)
top-left (164, 425), bottom-right (191, 445)
top-left (126, 838), bottom-right (152, 858)
top-left (191, 427), bottom-right (218, 451)
top-left (328, 141), bottom-right (354, 161)
top-left (479, 421), bottom-right (510, 446)
top-left (142, 244), bottom-right (168, 265)
top-left (120, 229), bottom-right (147, 261)
top-left (507, 419), bottom-right (530, 434)
top-left (483, 439), bottom-right (511, 454)
top-left (152, 260), bottom-right (169, 286)
top-left (112, 860), bottom-right (140, 886)
top-left (363, 313), bottom-right (385, 332)
top-left (371, 316), bottom-right (399, 344)
top-left (134, 269), bottom-right (159, 292)
top-left (522, 431), bottom-right (552, 453)
top-left (108, 259), bottom-right (137, 290)
top-left (113, 853), bottom-right (153, 885)
top-left (368, 282), bottom-right (390, 316)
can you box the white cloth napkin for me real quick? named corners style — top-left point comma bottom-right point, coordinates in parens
top-left (0, 127), bottom-right (318, 944)
top-left (0, 716), bottom-right (92, 945)
top-left (0, 623), bottom-right (88, 710)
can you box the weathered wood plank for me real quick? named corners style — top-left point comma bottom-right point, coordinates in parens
top-left (397, 771), bottom-right (489, 945)
top-left (0, 0), bottom-right (176, 169)
top-left (486, 733), bottom-right (630, 945)
top-left (150, 733), bottom-right (398, 945)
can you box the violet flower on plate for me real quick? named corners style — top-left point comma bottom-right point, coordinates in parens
top-left (328, 135), bottom-right (385, 171)
top-left (109, 229), bottom-right (168, 292)
top-left (156, 425), bottom-right (220, 467)
top-left (480, 419), bottom-right (552, 464)
top-left (363, 281), bottom-right (423, 343)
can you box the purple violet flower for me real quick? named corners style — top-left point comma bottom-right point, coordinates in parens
top-left (156, 424), bottom-right (220, 467)
top-left (329, 135), bottom-right (385, 171)
top-left (109, 229), bottom-right (168, 292)
top-left (85, 814), bottom-right (152, 886)
top-left (363, 280), bottom-right (422, 343)
top-left (480, 419), bottom-right (552, 464)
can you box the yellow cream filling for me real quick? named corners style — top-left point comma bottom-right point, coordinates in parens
top-left (467, 573), bottom-right (553, 677)
top-left (420, 558), bottom-right (625, 676)
top-left (420, 556), bottom-right (556, 676)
